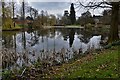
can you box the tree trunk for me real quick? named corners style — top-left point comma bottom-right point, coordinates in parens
top-left (108, 2), bottom-right (119, 43)
top-left (22, 1), bottom-right (26, 49)
top-left (12, 2), bottom-right (15, 18)
top-left (2, 2), bottom-right (5, 26)
top-left (22, 1), bottom-right (25, 23)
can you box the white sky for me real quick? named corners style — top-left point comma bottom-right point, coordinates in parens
top-left (1, 0), bottom-right (113, 18)
top-left (28, 2), bottom-right (105, 17)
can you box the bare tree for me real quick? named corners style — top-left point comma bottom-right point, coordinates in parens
top-left (2, 1), bottom-right (13, 28)
top-left (76, 0), bottom-right (120, 43)
top-left (29, 6), bottom-right (38, 19)
top-left (19, 1), bottom-right (29, 19)
top-left (12, 0), bottom-right (16, 18)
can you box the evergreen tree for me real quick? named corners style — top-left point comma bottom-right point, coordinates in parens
top-left (70, 3), bottom-right (76, 25)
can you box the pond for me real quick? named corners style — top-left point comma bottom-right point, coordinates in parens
top-left (2, 27), bottom-right (108, 69)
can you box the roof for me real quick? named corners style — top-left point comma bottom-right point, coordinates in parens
top-left (13, 19), bottom-right (33, 25)
top-left (93, 15), bottom-right (103, 19)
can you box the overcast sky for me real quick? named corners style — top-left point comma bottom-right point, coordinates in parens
top-left (28, 2), bottom-right (105, 18)
top-left (1, 0), bottom-right (109, 18)
top-left (29, 2), bottom-right (70, 16)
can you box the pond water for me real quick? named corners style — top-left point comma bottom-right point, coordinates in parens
top-left (2, 27), bottom-right (107, 69)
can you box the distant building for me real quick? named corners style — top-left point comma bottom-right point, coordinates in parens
top-left (93, 15), bottom-right (103, 27)
top-left (64, 10), bottom-right (69, 17)
top-left (13, 16), bottom-right (33, 27)
top-left (81, 11), bottom-right (92, 18)
top-left (93, 15), bottom-right (103, 24)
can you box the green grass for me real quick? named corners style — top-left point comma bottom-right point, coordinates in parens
top-left (65, 25), bottom-right (81, 28)
top-left (46, 46), bottom-right (119, 78)
top-left (2, 24), bottom-right (22, 31)
top-left (2, 18), bottom-right (22, 31)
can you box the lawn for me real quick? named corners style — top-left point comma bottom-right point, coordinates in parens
top-left (46, 46), bottom-right (119, 78)
top-left (2, 24), bottom-right (22, 31)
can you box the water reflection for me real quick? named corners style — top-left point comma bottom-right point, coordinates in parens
top-left (2, 28), bottom-right (104, 69)
top-left (69, 29), bottom-right (75, 47)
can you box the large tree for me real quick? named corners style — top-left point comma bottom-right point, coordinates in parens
top-left (2, 1), bottom-right (13, 28)
top-left (78, 11), bottom-right (94, 25)
top-left (70, 3), bottom-right (76, 25)
top-left (28, 7), bottom-right (38, 19)
top-left (61, 10), bottom-right (71, 25)
top-left (109, 2), bottom-right (119, 42)
top-left (76, 0), bottom-right (120, 43)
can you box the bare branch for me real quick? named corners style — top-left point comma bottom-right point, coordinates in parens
top-left (77, 0), bottom-right (112, 9)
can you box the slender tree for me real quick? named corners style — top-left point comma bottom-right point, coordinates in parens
top-left (29, 7), bottom-right (38, 19)
top-left (12, 0), bottom-right (15, 18)
top-left (70, 3), bottom-right (76, 25)
top-left (2, 1), bottom-right (5, 26)
top-left (22, 0), bottom-right (25, 22)
top-left (41, 10), bottom-right (44, 25)
top-left (22, 0), bottom-right (26, 49)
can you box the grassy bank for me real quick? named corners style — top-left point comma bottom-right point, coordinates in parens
top-left (2, 24), bottom-right (22, 31)
top-left (46, 46), bottom-right (119, 78)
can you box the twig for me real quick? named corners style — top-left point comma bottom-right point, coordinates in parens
top-left (20, 68), bottom-right (26, 76)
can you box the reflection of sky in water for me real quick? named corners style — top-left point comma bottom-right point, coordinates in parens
top-left (72, 34), bottom-right (81, 50)
top-left (2, 29), bottom-right (102, 68)
top-left (3, 29), bottom-right (102, 54)
top-left (15, 31), bottom-right (79, 53)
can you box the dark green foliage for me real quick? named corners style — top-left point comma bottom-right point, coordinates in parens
top-left (70, 3), bottom-right (76, 25)
top-left (104, 40), bottom-right (120, 49)
top-left (2, 70), bottom-right (13, 80)
top-left (77, 11), bottom-right (95, 25)
top-left (61, 10), bottom-right (71, 25)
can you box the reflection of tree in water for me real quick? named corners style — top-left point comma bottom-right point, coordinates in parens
top-left (2, 32), bottom-right (16, 48)
top-left (31, 31), bottom-right (39, 46)
top-left (49, 28), bottom-right (56, 38)
top-left (69, 29), bottom-right (75, 47)
top-left (60, 29), bottom-right (69, 41)
top-left (22, 31), bottom-right (26, 49)
top-left (56, 28), bottom-right (75, 47)
top-left (26, 29), bottom-right (40, 47)
top-left (77, 29), bottom-right (93, 43)
top-left (13, 34), bottom-right (16, 52)
top-left (37, 28), bottom-right (49, 37)
top-left (63, 35), bottom-right (68, 41)
top-left (26, 28), bottom-right (33, 34)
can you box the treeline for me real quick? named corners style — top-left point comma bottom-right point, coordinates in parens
top-left (1, 2), bottom-right (77, 29)
top-left (1, 2), bottom-right (120, 29)
top-left (33, 3), bottom-right (76, 27)
top-left (76, 9), bottom-right (120, 26)
top-left (61, 9), bottom-right (120, 26)
top-left (1, 2), bottom-right (57, 29)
